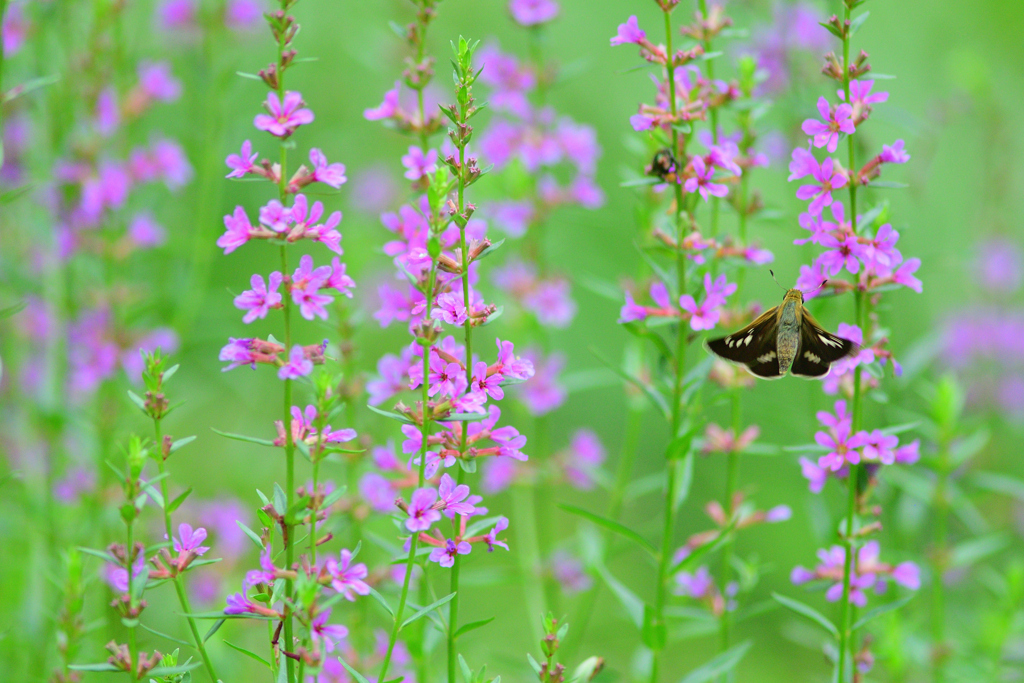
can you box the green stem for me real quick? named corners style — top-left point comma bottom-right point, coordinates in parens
top-left (931, 437), bottom-right (951, 681)
top-left (650, 8), bottom-right (689, 683)
top-left (513, 483), bottom-right (547, 645)
top-left (154, 418), bottom-right (219, 682)
top-left (126, 518), bottom-right (138, 681)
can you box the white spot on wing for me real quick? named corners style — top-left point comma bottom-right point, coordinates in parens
top-left (819, 334), bottom-right (841, 348)
top-left (757, 351), bottom-right (776, 363)
top-left (743, 334), bottom-right (753, 346)
top-left (726, 337), bottom-right (734, 347)
top-left (805, 352), bottom-right (821, 363)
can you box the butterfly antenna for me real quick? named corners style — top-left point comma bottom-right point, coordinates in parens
top-left (808, 279), bottom-right (829, 295)
top-left (768, 269), bottom-right (786, 292)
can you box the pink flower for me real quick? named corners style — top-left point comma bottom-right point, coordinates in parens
top-left (429, 539), bottom-right (471, 568)
top-left (310, 148), bottom-right (347, 187)
top-left (326, 549), bottom-right (370, 601)
top-left (364, 83), bottom-right (400, 121)
top-left (278, 344), bottom-right (313, 380)
top-left (802, 96), bottom-right (855, 153)
top-left (401, 146), bottom-right (438, 181)
top-left (138, 61), bottom-right (182, 102)
top-left (254, 91), bottom-right (314, 138)
top-left (406, 488), bottom-right (441, 532)
top-left (234, 272), bottom-right (283, 323)
top-left (684, 156), bottom-right (728, 202)
top-left (174, 523), bottom-right (210, 556)
top-left (431, 292), bottom-right (468, 326)
top-left (795, 155), bottom-right (847, 216)
top-left (610, 15), bottom-right (645, 46)
top-left (217, 207), bottom-right (254, 254)
top-left (880, 139), bottom-right (909, 164)
top-left (509, 0), bottom-right (559, 26)
top-left (837, 79), bottom-right (889, 108)
top-left (816, 422), bottom-right (869, 472)
top-left (483, 517), bottom-right (510, 551)
top-left (226, 140), bottom-right (258, 178)
top-left (438, 474), bottom-right (475, 517)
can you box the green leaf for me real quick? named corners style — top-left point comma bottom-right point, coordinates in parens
top-left (673, 452), bottom-right (694, 513)
top-left (851, 595), bottom-right (913, 631)
top-left (848, 11), bottom-right (870, 36)
top-left (339, 656), bottom-right (372, 683)
top-left (211, 428), bottom-right (275, 447)
top-left (169, 435), bottom-right (197, 453)
top-left (459, 654), bottom-right (475, 683)
top-left (2, 74), bottom-right (60, 104)
top-left (139, 622), bottom-right (191, 647)
top-left (203, 618), bottom-right (226, 643)
top-left (401, 592), bottom-right (456, 630)
top-left (236, 71), bottom-right (263, 80)
top-left (127, 390), bottom-right (148, 414)
top-left (949, 429), bottom-right (990, 467)
top-left (867, 180), bottom-right (908, 189)
top-left (454, 616), bottom-right (495, 639)
top-left (235, 520), bottom-right (265, 551)
top-left (166, 487), bottom-right (193, 513)
top-left (677, 641), bottom-right (752, 683)
top-left (368, 587), bottom-right (395, 617)
top-left (670, 523), bottom-right (733, 575)
top-left (0, 300), bottom-right (27, 320)
top-left (526, 653), bottom-right (543, 675)
top-left (620, 177), bottom-right (660, 188)
top-left (558, 504), bottom-right (657, 557)
top-left (179, 611), bottom-right (273, 620)
top-left (971, 471), bottom-right (1024, 501)
top-left (148, 661), bottom-right (203, 676)
top-left (590, 347), bottom-right (669, 419)
top-left (367, 405), bottom-right (415, 424)
top-left (273, 483), bottom-right (287, 516)
top-left (595, 564), bottom-right (643, 629)
top-left (473, 237), bottom-right (505, 262)
top-left (772, 593), bottom-right (838, 638)
top-left (68, 663), bottom-right (120, 671)
top-left (950, 533), bottom-right (1008, 568)
top-left (223, 640), bottom-right (271, 668)
top-left (436, 412), bottom-right (489, 422)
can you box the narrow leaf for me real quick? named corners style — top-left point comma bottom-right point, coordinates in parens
top-left (211, 428), bottom-right (275, 447)
top-left (167, 487), bottom-right (193, 513)
top-left (454, 616), bottom-right (495, 639)
top-left (235, 520), bottom-right (265, 551)
top-left (366, 404), bottom-right (415, 424)
top-left (677, 641), bottom-right (752, 683)
top-left (595, 564), bottom-right (643, 628)
top-left (368, 587), bottom-right (395, 617)
top-left (139, 622), bottom-right (191, 647)
top-left (223, 640), bottom-right (271, 668)
top-left (590, 347), bottom-right (669, 419)
top-left (203, 618), bottom-right (226, 643)
top-left (772, 592), bottom-right (838, 638)
top-left (559, 503), bottom-right (657, 557)
top-left (401, 592), bottom-right (456, 630)
top-left (851, 595), bottom-right (913, 631)
top-left (339, 657), bottom-right (372, 683)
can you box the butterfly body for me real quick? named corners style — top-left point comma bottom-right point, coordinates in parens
top-left (707, 288), bottom-right (855, 379)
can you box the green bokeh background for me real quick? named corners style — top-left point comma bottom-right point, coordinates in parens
top-left (2, 0), bottom-right (1023, 680)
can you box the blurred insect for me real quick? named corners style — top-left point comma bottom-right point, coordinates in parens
top-left (646, 148), bottom-right (679, 183)
top-left (706, 272), bottom-right (856, 379)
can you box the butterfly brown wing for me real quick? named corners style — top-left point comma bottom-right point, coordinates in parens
top-left (790, 310), bottom-right (857, 378)
top-left (706, 306), bottom-right (785, 379)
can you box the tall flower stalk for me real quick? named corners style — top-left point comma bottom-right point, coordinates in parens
top-left (780, 4), bottom-right (923, 682)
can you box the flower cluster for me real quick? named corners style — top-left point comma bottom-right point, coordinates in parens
top-left (791, 541), bottom-right (920, 606)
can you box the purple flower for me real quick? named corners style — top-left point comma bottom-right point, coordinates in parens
top-left (816, 422), bottom-right (869, 472)
top-left (310, 148), bottom-right (347, 187)
top-left (429, 539), bottom-right (471, 568)
top-left (482, 458), bottom-right (518, 494)
top-left (225, 0), bottom-right (263, 31)
top-left (157, 0), bottom-right (196, 29)
top-left (224, 578), bottom-right (261, 615)
top-left (254, 91), bottom-right (314, 138)
top-left (861, 430), bottom-right (899, 465)
top-left (234, 272), bottom-right (283, 323)
top-left (326, 549), bottom-right (370, 601)
top-left (278, 344), bottom-right (313, 380)
top-left (217, 206), bottom-right (254, 254)
top-left (438, 474), bottom-right (475, 517)
top-left (496, 339), bottom-right (536, 381)
top-left (364, 83), bottom-right (400, 121)
top-left (892, 258), bottom-right (922, 292)
top-left (226, 140), bottom-right (258, 178)
top-left (880, 139), bottom-right (909, 164)
top-left (483, 516), bottom-right (510, 551)
top-left (150, 139), bottom-right (193, 189)
top-left (509, 0), bottom-right (559, 26)
top-left (401, 146), bottom-right (438, 181)
top-left (523, 278), bottom-right (576, 328)
top-left (802, 96), bottom-right (855, 153)
top-left (431, 292), bottom-right (468, 326)
top-left (684, 156), bottom-right (729, 202)
top-left (680, 273), bottom-right (734, 330)
top-left (128, 213), bottom-right (166, 248)
top-left (406, 488), bottom-right (441, 532)
top-left (795, 156), bottom-right (848, 216)
top-left (975, 237), bottom-right (1022, 292)
top-left (53, 467), bottom-right (96, 504)
top-left (818, 233), bottom-right (868, 275)
top-left (311, 609), bottom-right (349, 653)
top-left (174, 523), bottom-right (210, 556)
top-left (838, 79), bottom-right (889, 108)
top-left (799, 457), bottom-right (829, 494)
top-left (892, 562), bottom-right (920, 590)
top-left (138, 61), bottom-right (182, 102)
top-left (610, 15), bottom-right (645, 46)
top-left (516, 350), bottom-right (565, 415)
top-left (564, 429), bottom-right (605, 490)
top-left (550, 551), bottom-right (592, 594)
top-left (618, 290), bottom-right (648, 323)
top-left (675, 566), bottom-right (714, 598)
top-left (219, 338), bottom-right (257, 372)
